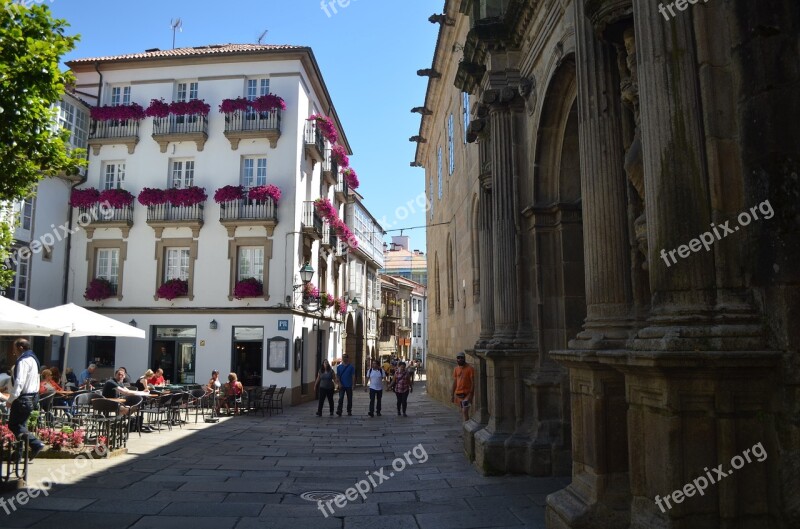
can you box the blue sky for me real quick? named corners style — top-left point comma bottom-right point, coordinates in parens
top-left (49, 0), bottom-right (440, 249)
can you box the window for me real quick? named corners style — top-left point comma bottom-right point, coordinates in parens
top-left (103, 162), bottom-right (125, 190)
top-left (2, 248), bottom-right (29, 302)
top-left (96, 248), bottom-right (120, 290)
top-left (349, 260), bottom-right (363, 297)
top-left (170, 159), bottom-right (195, 188)
top-left (111, 85), bottom-right (131, 106)
top-left (448, 114), bottom-right (455, 175)
top-left (15, 198), bottom-right (33, 230)
top-left (165, 248), bottom-right (190, 281)
top-left (437, 147), bottom-right (443, 200)
top-left (242, 157), bottom-right (267, 188)
top-left (238, 247), bottom-right (264, 281)
top-left (463, 92), bottom-right (470, 144)
top-left (246, 78), bottom-right (270, 100)
top-left (58, 100), bottom-right (88, 150)
top-left (176, 81), bottom-right (199, 102)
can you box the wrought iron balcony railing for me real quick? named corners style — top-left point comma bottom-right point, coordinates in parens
top-left (219, 198), bottom-right (277, 221)
top-left (146, 203), bottom-right (204, 222)
top-left (223, 110), bottom-right (282, 149)
top-left (302, 201), bottom-right (324, 239)
top-left (304, 121), bottom-right (325, 163)
top-left (151, 114), bottom-right (209, 152)
top-left (77, 204), bottom-right (134, 238)
top-left (87, 120), bottom-right (140, 155)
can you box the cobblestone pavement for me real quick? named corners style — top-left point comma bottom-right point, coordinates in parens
top-left (1, 383), bottom-right (567, 528)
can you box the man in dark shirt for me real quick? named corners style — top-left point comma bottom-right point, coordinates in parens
top-left (102, 369), bottom-right (150, 401)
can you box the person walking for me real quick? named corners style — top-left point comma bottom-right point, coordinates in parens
top-left (314, 359), bottom-right (337, 416)
top-left (393, 361), bottom-right (413, 417)
top-left (365, 359), bottom-right (386, 417)
top-left (451, 351), bottom-right (475, 421)
top-left (335, 354), bottom-right (355, 416)
top-left (5, 339), bottom-right (45, 460)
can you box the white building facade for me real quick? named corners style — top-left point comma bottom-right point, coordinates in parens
top-left (65, 44), bottom-right (356, 402)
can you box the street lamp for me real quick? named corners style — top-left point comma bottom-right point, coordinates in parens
top-left (350, 296), bottom-right (360, 309)
top-left (299, 262), bottom-right (314, 284)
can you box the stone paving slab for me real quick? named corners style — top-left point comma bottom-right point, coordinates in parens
top-left (0, 383), bottom-right (565, 528)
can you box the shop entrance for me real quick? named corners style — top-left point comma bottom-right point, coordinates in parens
top-left (152, 327), bottom-right (197, 384)
top-left (232, 327), bottom-right (263, 387)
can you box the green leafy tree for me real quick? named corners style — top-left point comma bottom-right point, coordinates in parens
top-left (0, 0), bottom-right (83, 288)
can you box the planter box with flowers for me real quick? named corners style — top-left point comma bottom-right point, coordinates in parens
top-left (156, 278), bottom-right (189, 301)
top-left (69, 187), bottom-right (135, 238)
top-left (217, 184), bottom-right (281, 237)
top-left (84, 277), bottom-right (117, 302)
top-left (222, 94), bottom-right (286, 149)
top-left (148, 98), bottom-right (211, 152)
top-left (141, 186), bottom-right (206, 238)
top-left (88, 103), bottom-right (145, 154)
top-left (233, 277), bottom-right (264, 300)
top-left (305, 114), bottom-right (337, 162)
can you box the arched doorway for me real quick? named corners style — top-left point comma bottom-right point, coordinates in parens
top-left (354, 313), bottom-right (364, 385)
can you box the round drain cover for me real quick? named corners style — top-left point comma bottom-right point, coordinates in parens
top-left (300, 490), bottom-right (345, 502)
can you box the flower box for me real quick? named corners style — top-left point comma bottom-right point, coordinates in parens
top-left (251, 94), bottom-right (286, 113)
top-left (314, 197), bottom-right (336, 220)
top-left (166, 186), bottom-right (208, 207)
top-left (308, 114), bottom-right (338, 144)
top-left (331, 145), bottom-right (349, 168)
top-left (145, 98), bottom-right (170, 118)
top-left (219, 97), bottom-right (250, 113)
top-left (248, 185), bottom-right (281, 204)
top-left (343, 168), bottom-right (360, 190)
top-left (303, 282), bottom-right (319, 300)
top-left (214, 185), bottom-right (245, 203)
top-left (169, 99), bottom-right (211, 116)
top-left (70, 187), bottom-right (101, 208)
top-left (233, 277), bottom-right (263, 299)
top-left (157, 278), bottom-right (189, 300)
top-left (84, 278), bottom-right (116, 301)
top-left (98, 188), bottom-right (134, 209)
top-left (138, 188), bottom-right (168, 206)
top-left (90, 103), bottom-right (146, 122)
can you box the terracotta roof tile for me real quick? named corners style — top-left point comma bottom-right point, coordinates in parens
top-left (67, 43), bottom-right (306, 65)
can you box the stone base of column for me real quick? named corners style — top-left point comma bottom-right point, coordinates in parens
top-left (546, 473), bottom-right (631, 529)
top-left (463, 418), bottom-right (483, 462)
top-left (471, 429), bottom-right (572, 476)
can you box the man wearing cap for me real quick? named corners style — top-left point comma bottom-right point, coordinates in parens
top-left (451, 352), bottom-right (475, 421)
top-left (6, 339), bottom-right (46, 459)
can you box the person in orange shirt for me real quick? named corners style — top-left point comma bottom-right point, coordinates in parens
top-left (451, 352), bottom-right (475, 421)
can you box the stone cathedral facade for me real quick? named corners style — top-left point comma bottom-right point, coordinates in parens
top-left (415, 1), bottom-right (799, 527)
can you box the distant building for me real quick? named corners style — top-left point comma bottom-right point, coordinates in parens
top-left (382, 235), bottom-right (427, 286)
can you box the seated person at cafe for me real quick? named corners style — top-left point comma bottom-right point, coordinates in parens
top-left (220, 372), bottom-right (243, 415)
top-left (78, 363), bottom-right (96, 387)
top-left (39, 368), bottom-right (69, 408)
top-left (0, 371), bottom-right (12, 403)
top-left (102, 368), bottom-right (152, 415)
top-left (148, 368), bottom-right (166, 386)
top-left (64, 368), bottom-right (79, 389)
top-left (205, 370), bottom-right (221, 395)
top-left (136, 369), bottom-right (155, 391)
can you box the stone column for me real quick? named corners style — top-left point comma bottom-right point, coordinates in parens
top-left (478, 186), bottom-right (494, 343)
top-left (486, 90), bottom-right (520, 344)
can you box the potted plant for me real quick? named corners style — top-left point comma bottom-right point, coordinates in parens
top-left (170, 99), bottom-right (211, 116)
top-left (314, 197), bottom-right (336, 220)
top-left (219, 97), bottom-right (250, 114)
top-left (308, 114), bottom-right (338, 144)
top-left (213, 185), bottom-right (245, 204)
top-left (233, 277), bottom-right (263, 299)
top-left (156, 278), bottom-right (189, 300)
top-left (343, 168), bottom-right (360, 190)
top-left (251, 94), bottom-right (286, 114)
top-left (145, 98), bottom-right (170, 118)
top-left (84, 278), bottom-right (116, 301)
top-left (90, 103), bottom-right (146, 122)
top-left (319, 293), bottom-right (334, 310)
top-left (248, 184), bottom-right (281, 204)
top-left (137, 188), bottom-right (167, 207)
top-left (70, 187), bottom-right (101, 208)
top-left (98, 188), bottom-right (135, 209)
top-left (166, 186), bottom-right (207, 207)
top-left (331, 145), bottom-right (349, 168)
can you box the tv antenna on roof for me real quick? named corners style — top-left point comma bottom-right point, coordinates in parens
top-left (257, 30), bottom-right (268, 44)
top-left (170, 18), bottom-right (183, 49)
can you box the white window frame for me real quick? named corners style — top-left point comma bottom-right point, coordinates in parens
top-left (103, 161), bottom-right (126, 190)
top-left (238, 246), bottom-right (264, 281)
top-left (169, 158), bottom-right (195, 188)
top-left (165, 248), bottom-right (190, 281)
top-left (246, 78), bottom-right (270, 100)
top-left (176, 81), bottom-right (199, 102)
top-left (58, 100), bottom-right (89, 150)
top-left (110, 85), bottom-right (131, 106)
top-left (96, 248), bottom-right (120, 289)
top-left (2, 248), bottom-right (30, 302)
top-left (241, 156), bottom-right (267, 189)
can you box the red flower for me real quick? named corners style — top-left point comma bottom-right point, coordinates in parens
top-left (84, 278), bottom-right (116, 302)
top-left (248, 185), bottom-right (281, 203)
top-left (137, 188), bottom-right (168, 206)
top-left (90, 103), bottom-right (146, 121)
top-left (251, 94), bottom-right (286, 112)
top-left (70, 188), bottom-right (100, 208)
top-left (233, 277), bottom-right (263, 299)
top-left (214, 185), bottom-right (245, 203)
top-left (219, 98), bottom-right (250, 113)
top-left (145, 98), bottom-right (170, 118)
top-left (157, 278), bottom-right (189, 300)
top-left (170, 99), bottom-right (211, 116)
top-left (98, 188), bottom-right (134, 209)
top-left (166, 186), bottom-right (207, 207)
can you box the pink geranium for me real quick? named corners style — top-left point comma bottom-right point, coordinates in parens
top-left (98, 188), bottom-right (134, 209)
top-left (303, 282), bottom-right (319, 299)
top-left (166, 186), bottom-right (207, 207)
top-left (90, 103), bottom-right (146, 122)
top-left (233, 277), bottom-right (263, 299)
top-left (84, 278), bottom-right (115, 302)
top-left (145, 98), bottom-right (170, 118)
top-left (308, 114), bottom-right (338, 144)
top-left (219, 97), bottom-right (251, 113)
top-left (343, 168), bottom-right (359, 189)
top-left (251, 94), bottom-right (286, 112)
top-left (70, 188), bottom-right (100, 208)
top-left (214, 185), bottom-right (245, 203)
top-left (331, 145), bottom-right (349, 168)
top-left (314, 197), bottom-right (336, 220)
top-left (336, 297), bottom-right (348, 315)
top-left (170, 99), bottom-right (211, 116)
top-left (248, 184), bottom-right (281, 203)
top-left (138, 188), bottom-right (168, 206)
top-left (157, 278), bottom-right (189, 300)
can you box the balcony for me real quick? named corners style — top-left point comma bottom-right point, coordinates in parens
top-left (321, 221), bottom-right (332, 249)
top-left (322, 149), bottom-right (338, 186)
top-left (301, 201), bottom-right (323, 240)
top-left (219, 198), bottom-right (278, 237)
top-left (88, 120), bottom-right (140, 155)
top-left (151, 115), bottom-right (208, 153)
top-left (304, 121), bottom-right (325, 163)
top-left (334, 171), bottom-right (350, 203)
top-left (223, 109), bottom-right (282, 150)
top-left (78, 204), bottom-right (134, 239)
top-left (335, 237), bottom-right (348, 261)
top-left (145, 203), bottom-right (204, 238)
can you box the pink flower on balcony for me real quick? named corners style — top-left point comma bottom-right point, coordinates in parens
top-left (251, 94), bottom-right (286, 112)
top-left (90, 103), bottom-right (146, 122)
top-left (219, 98), bottom-right (251, 113)
top-left (170, 99), bottom-right (211, 116)
top-left (248, 185), bottom-right (281, 204)
top-left (84, 278), bottom-right (115, 302)
top-left (70, 188), bottom-right (100, 208)
top-left (166, 186), bottom-right (207, 207)
top-left (336, 297), bottom-right (348, 315)
top-left (157, 278), bottom-right (189, 300)
top-left (303, 282), bottom-right (319, 299)
top-left (343, 168), bottom-right (359, 189)
top-left (331, 145), bottom-right (349, 168)
top-left (319, 293), bottom-right (334, 309)
top-left (98, 188), bottom-right (134, 209)
top-left (214, 185), bottom-right (245, 203)
top-left (314, 197), bottom-right (336, 220)
top-left (137, 188), bottom-right (168, 206)
top-left (308, 114), bottom-right (338, 144)
top-left (233, 277), bottom-right (263, 299)
top-left (145, 98), bottom-right (170, 118)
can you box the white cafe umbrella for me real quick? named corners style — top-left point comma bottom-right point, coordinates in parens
top-left (38, 303), bottom-right (145, 377)
top-left (0, 296), bottom-right (66, 336)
